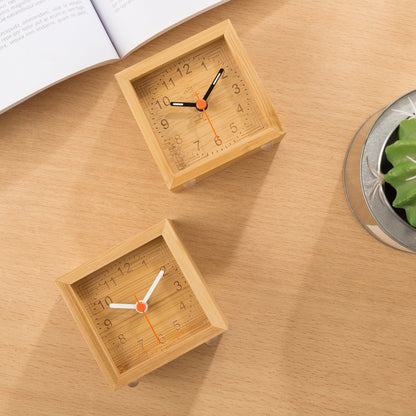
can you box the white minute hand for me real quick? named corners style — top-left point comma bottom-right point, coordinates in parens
top-left (143, 270), bottom-right (165, 304)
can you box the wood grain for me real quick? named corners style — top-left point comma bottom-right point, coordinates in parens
top-left (2, 0), bottom-right (416, 414)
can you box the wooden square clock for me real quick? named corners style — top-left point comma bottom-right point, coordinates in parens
top-left (56, 220), bottom-right (227, 390)
top-left (116, 19), bottom-right (285, 191)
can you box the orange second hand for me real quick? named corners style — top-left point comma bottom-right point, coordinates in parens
top-left (202, 108), bottom-right (220, 141)
top-left (143, 311), bottom-right (161, 344)
top-left (195, 92), bottom-right (220, 142)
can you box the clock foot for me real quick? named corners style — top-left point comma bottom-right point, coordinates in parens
top-left (183, 179), bottom-right (197, 189)
top-left (261, 141), bottom-right (275, 151)
top-left (128, 378), bottom-right (140, 388)
top-left (205, 336), bottom-right (218, 346)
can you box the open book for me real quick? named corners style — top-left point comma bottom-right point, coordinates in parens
top-left (0, 0), bottom-right (228, 114)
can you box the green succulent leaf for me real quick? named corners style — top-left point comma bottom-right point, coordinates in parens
top-left (385, 139), bottom-right (416, 166)
top-left (406, 206), bottom-right (416, 226)
top-left (384, 162), bottom-right (416, 207)
top-left (398, 118), bottom-right (416, 141)
top-left (384, 117), bottom-right (416, 226)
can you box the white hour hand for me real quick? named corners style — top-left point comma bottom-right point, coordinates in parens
top-left (109, 303), bottom-right (136, 310)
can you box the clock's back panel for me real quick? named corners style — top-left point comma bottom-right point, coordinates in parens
top-left (73, 237), bottom-right (210, 373)
top-left (133, 37), bottom-right (266, 173)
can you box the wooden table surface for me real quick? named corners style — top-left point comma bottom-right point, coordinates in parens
top-left (2, 1), bottom-right (416, 415)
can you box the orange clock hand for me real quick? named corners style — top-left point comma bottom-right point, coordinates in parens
top-left (195, 92), bottom-right (221, 145)
top-left (143, 312), bottom-right (161, 344)
top-left (135, 295), bottom-right (161, 344)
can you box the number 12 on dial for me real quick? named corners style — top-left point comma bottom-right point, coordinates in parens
top-left (56, 220), bottom-right (227, 390)
top-left (116, 20), bottom-right (285, 191)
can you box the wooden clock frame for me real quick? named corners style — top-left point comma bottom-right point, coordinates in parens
top-left (116, 19), bottom-right (285, 191)
top-left (55, 220), bottom-right (228, 390)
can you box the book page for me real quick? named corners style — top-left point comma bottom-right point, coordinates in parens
top-left (91, 0), bottom-right (229, 58)
top-left (0, 0), bottom-right (119, 114)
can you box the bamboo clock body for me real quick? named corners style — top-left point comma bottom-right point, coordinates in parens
top-left (56, 220), bottom-right (227, 390)
top-left (116, 20), bottom-right (285, 191)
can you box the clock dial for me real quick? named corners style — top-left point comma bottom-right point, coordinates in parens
top-left (73, 236), bottom-right (210, 374)
top-left (56, 220), bottom-right (227, 390)
top-left (116, 20), bottom-right (285, 191)
top-left (133, 38), bottom-right (266, 173)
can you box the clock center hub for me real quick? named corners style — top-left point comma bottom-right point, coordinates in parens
top-left (196, 98), bottom-right (207, 111)
top-left (136, 301), bottom-right (148, 313)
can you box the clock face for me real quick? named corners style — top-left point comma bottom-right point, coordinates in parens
top-left (73, 236), bottom-right (210, 374)
top-left (133, 38), bottom-right (266, 173)
top-left (116, 20), bottom-right (285, 191)
top-left (56, 220), bottom-right (227, 390)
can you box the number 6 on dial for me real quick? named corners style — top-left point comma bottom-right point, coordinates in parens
top-left (56, 220), bottom-right (228, 390)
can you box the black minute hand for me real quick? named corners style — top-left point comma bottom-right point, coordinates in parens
top-left (203, 68), bottom-right (224, 101)
top-left (170, 101), bottom-right (196, 108)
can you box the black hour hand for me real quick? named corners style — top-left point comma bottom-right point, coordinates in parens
top-left (203, 68), bottom-right (224, 101)
top-left (170, 101), bottom-right (196, 108)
